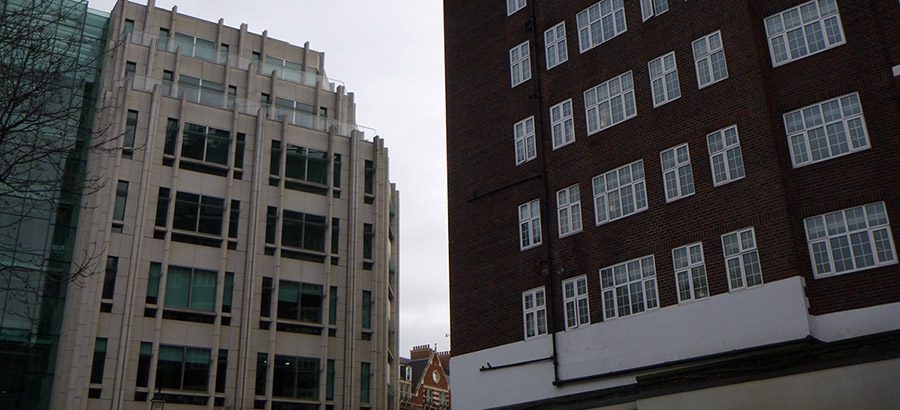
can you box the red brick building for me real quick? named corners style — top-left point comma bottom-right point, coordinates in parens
top-left (399, 345), bottom-right (451, 409)
top-left (444, 0), bottom-right (900, 408)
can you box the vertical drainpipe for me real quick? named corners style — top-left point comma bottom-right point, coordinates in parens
top-left (527, 0), bottom-right (562, 385)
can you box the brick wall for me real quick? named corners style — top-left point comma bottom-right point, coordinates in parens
top-left (446, 0), bottom-right (900, 356)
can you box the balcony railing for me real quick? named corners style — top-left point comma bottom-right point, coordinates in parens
top-left (129, 75), bottom-right (376, 140)
top-left (126, 31), bottom-right (341, 92)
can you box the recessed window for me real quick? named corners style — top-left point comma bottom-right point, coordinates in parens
top-left (765, 0), bottom-right (845, 67)
top-left (660, 143), bottom-right (694, 202)
top-left (550, 99), bottom-right (575, 149)
top-left (90, 338), bottom-right (107, 384)
top-left (182, 123), bottom-right (230, 166)
top-left (522, 287), bottom-right (547, 339)
top-left (279, 210), bottom-right (327, 252)
top-left (509, 41), bottom-right (532, 87)
top-left (576, 0), bottom-right (627, 53)
top-left (784, 92), bottom-right (869, 168)
top-left (156, 345), bottom-right (211, 391)
top-left (165, 265), bottom-right (218, 312)
top-left (113, 180), bottom-right (128, 222)
top-left (273, 355), bottom-right (319, 399)
top-left (360, 362), bottom-right (371, 403)
top-left (584, 71), bottom-right (636, 135)
top-left (514, 116), bottom-right (537, 165)
top-left (649, 52), bottom-right (681, 107)
top-left (556, 184), bottom-right (582, 238)
top-left (277, 280), bottom-right (324, 323)
top-left (518, 199), bottom-right (542, 250)
top-left (804, 202), bottom-right (896, 278)
top-left (562, 276), bottom-right (589, 329)
top-left (593, 160), bottom-right (647, 225)
top-left (693, 31), bottom-right (728, 88)
top-left (672, 242), bottom-right (709, 302)
top-left (544, 22), bottom-right (568, 69)
top-left (362, 290), bottom-right (372, 329)
top-left (174, 32), bottom-right (216, 62)
top-left (599, 255), bottom-right (658, 320)
top-left (178, 75), bottom-right (225, 107)
top-left (507, 0), bottom-right (526, 16)
top-left (640, 0), bottom-right (668, 21)
top-left (124, 110), bottom-right (138, 150)
top-left (172, 192), bottom-right (225, 235)
top-left (102, 256), bottom-right (118, 300)
top-left (707, 125), bottom-right (745, 186)
top-left (722, 227), bottom-right (763, 290)
top-left (275, 98), bottom-right (322, 130)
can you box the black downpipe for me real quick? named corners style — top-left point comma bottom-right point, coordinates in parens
top-left (526, 1), bottom-right (562, 385)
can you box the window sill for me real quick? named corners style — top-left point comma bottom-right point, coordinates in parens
top-left (812, 260), bottom-right (898, 280)
top-left (712, 175), bottom-right (745, 188)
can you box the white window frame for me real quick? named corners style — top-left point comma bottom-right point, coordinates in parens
top-left (707, 125), bottom-right (745, 186)
top-left (514, 116), bottom-right (537, 165)
top-left (764, 0), bottom-right (845, 67)
top-left (593, 160), bottom-right (647, 225)
top-left (544, 22), bottom-right (568, 70)
top-left (518, 199), bottom-right (542, 250)
top-left (510, 41), bottom-right (532, 87)
top-left (522, 287), bottom-right (547, 340)
top-left (562, 275), bottom-right (590, 330)
top-left (784, 92), bottom-right (869, 168)
top-left (660, 143), bottom-right (694, 202)
top-left (804, 202), bottom-right (897, 278)
top-left (722, 227), bottom-right (764, 291)
top-left (648, 51), bottom-right (681, 107)
top-left (672, 242), bottom-right (709, 303)
top-left (576, 0), bottom-right (627, 53)
top-left (557, 184), bottom-right (583, 238)
top-left (599, 255), bottom-right (659, 320)
top-left (693, 31), bottom-right (729, 89)
top-left (550, 99), bottom-right (575, 150)
top-left (507, 0), bottom-right (527, 16)
top-left (584, 71), bottom-right (636, 135)
top-left (640, 0), bottom-right (669, 21)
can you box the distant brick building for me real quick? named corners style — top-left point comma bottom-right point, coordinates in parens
top-left (399, 345), bottom-right (451, 409)
top-left (444, 0), bottom-right (900, 408)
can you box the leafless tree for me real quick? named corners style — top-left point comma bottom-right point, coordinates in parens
top-left (0, 0), bottom-right (122, 407)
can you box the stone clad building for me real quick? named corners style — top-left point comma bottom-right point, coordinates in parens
top-left (35, 1), bottom-right (400, 409)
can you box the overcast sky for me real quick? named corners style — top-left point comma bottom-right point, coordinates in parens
top-left (88, 0), bottom-right (450, 356)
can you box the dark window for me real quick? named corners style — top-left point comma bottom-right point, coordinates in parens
top-left (363, 223), bottom-right (374, 261)
top-left (234, 133), bottom-right (246, 169)
top-left (158, 28), bottom-right (170, 50)
top-left (147, 262), bottom-right (161, 304)
top-left (252, 51), bottom-right (262, 63)
top-left (330, 218), bottom-right (339, 255)
top-left (164, 118), bottom-right (179, 156)
top-left (265, 206), bottom-right (278, 244)
top-left (162, 70), bottom-right (174, 95)
top-left (328, 286), bottom-right (338, 326)
top-left (255, 353), bottom-right (268, 396)
top-left (125, 61), bottom-right (136, 79)
top-left (362, 290), bottom-right (372, 329)
top-left (222, 272), bottom-right (234, 313)
top-left (102, 256), bottom-right (118, 300)
top-left (326, 359), bottom-right (335, 400)
top-left (113, 180), bottom-right (128, 221)
top-left (124, 110), bottom-right (138, 149)
top-left (364, 160), bottom-right (375, 195)
top-left (261, 277), bottom-right (273, 318)
top-left (284, 145), bottom-right (328, 184)
top-left (228, 200), bottom-right (240, 238)
top-left (164, 266), bottom-right (217, 312)
top-left (269, 140), bottom-right (281, 176)
top-left (332, 154), bottom-right (342, 189)
top-left (136, 342), bottom-right (152, 387)
top-left (155, 187), bottom-right (170, 227)
top-left (219, 43), bottom-right (229, 63)
top-left (90, 338), bottom-right (107, 384)
top-left (272, 355), bottom-right (319, 400)
top-left (182, 123), bottom-right (230, 165)
top-left (360, 362), bottom-right (371, 403)
top-left (172, 192), bottom-right (225, 235)
top-left (156, 345), bottom-right (211, 391)
top-left (123, 19), bottom-right (134, 35)
top-left (227, 85), bottom-right (237, 109)
top-left (282, 210), bottom-right (326, 252)
top-left (277, 280), bottom-right (323, 323)
top-left (215, 349), bottom-right (227, 393)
